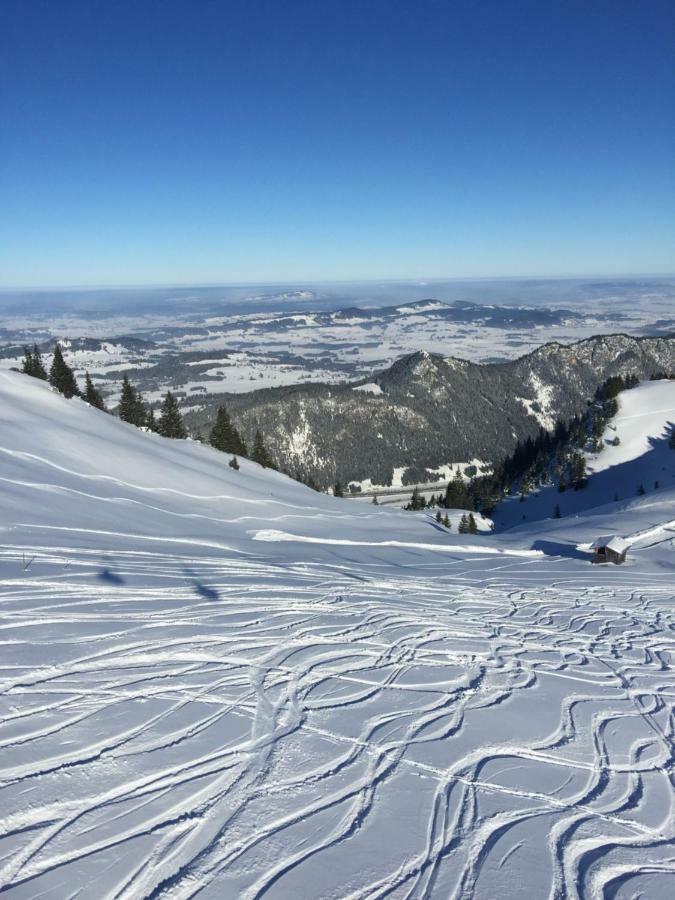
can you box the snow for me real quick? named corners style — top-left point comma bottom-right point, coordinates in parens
top-left (516, 374), bottom-right (556, 430)
top-left (285, 407), bottom-right (314, 459)
top-left (495, 380), bottom-right (675, 529)
top-left (0, 370), bottom-right (674, 898)
top-left (347, 459), bottom-right (490, 504)
top-left (351, 382), bottom-right (383, 395)
top-left (590, 535), bottom-right (629, 553)
top-left (395, 301), bottom-right (448, 314)
top-left (591, 379), bottom-right (675, 473)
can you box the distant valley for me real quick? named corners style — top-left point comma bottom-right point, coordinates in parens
top-left (1, 280), bottom-right (675, 409)
top-left (2, 282), bottom-right (674, 492)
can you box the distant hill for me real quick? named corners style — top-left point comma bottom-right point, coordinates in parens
top-left (187, 333), bottom-right (675, 488)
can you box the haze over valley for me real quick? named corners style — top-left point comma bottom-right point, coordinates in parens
top-left (1, 277), bottom-right (673, 406)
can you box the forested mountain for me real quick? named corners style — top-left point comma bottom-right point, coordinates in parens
top-left (187, 334), bottom-right (675, 488)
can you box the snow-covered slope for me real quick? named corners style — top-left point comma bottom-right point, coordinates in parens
top-left (0, 371), bottom-right (674, 899)
top-left (591, 379), bottom-right (675, 474)
top-left (0, 372), bottom-right (522, 567)
top-left (495, 379), bottom-right (675, 529)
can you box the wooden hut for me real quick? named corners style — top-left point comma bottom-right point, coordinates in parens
top-left (590, 535), bottom-right (629, 564)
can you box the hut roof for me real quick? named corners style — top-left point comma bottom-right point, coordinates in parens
top-left (590, 535), bottom-right (629, 554)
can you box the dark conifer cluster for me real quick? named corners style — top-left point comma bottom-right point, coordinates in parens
top-left (21, 340), bottom-right (114, 412)
top-left (404, 486), bottom-right (426, 510)
top-left (118, 376), bottom-right (148, 427)
top-left (22, 342), bottom-right (108, 408)
top-left (158, 392), bottom-right (187, 439)
top-left (83, 373), bottom-right (106, 410)
top-left (434, 510), bottom-right (451, 528)
top-left (48, 344), bottom-right (80, 398)
top-left (116, 377), bottom-right (191, 440)
top-left (251, 431), bottom-right (276, 468)
top-left (115, 380), bottom-right (278, 468)
top-left (209, 407), bottom-right (248, 456)
top-left (205, 406), bottom-right (276, 470)
top-left (20, 344), bottom-right (48, 380)
top-left (457, 512), bottom-right (478, 534)
top-left (484, 374), bottom-right (641, 506)
top-left (23, 341), bottom-right (109, 409)
top-left (402, 468), bottom-right (475, 514)
top-left (18, 340), bottom-right (279, 475)
top-left (401, 374), bottom-right (642, 520)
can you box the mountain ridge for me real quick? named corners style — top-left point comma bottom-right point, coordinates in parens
top-left (187, 333), bottom-right (675, 488)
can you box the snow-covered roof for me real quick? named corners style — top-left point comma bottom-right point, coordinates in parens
top-left (590, 535), bottom-right (629, 553)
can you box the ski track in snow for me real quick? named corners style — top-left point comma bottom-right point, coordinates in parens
top-left (0, 546), bottom-right (673, 899)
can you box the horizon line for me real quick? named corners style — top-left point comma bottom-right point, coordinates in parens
top-left (2, 270), bottom-right (674, 293)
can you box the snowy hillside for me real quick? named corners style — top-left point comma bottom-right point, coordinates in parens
top-left (186, 334), bottom-right (675, 490)
top-left (495, 379), bottom-right (675, 529)
top-left (0, 371), bottom-right (674, 898)
top-left (590, 379), bottom-right (675, 476)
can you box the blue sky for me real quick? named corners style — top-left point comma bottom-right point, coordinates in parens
top-left (1, 0), bottom-right (673, 287)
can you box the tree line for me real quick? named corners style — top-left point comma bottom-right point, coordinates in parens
top-left (22, 343), bottom-right (105, 409)
top-left (401, 373), bottom-right (644, 518)
top-left (20, 343), bottom-right (275, 468)
top-left (114, 374), bottom-right (276, 468)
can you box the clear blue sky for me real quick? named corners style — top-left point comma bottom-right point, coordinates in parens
top-left (1, 0), bottom-right (673, 287)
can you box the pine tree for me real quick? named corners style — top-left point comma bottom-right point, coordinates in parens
top-left (443, 514), bottom-right (450, 528)
top-left (406, 486), bottom-right (425, 511)
top-left (333, 480), bottom-right (344, 498)
top-left (229, 456), bottom-right (240, 470)
top-left (209, 406), bottom-right (247, 456)
top-left (468, 513), bottom-right (478, 534)
top-left (20, 347), bottom-right (34, 377)
top-left (158, 391), bottom-right (187, 439)
top-left (435, 510), bottom-right (442, 523)
top-left (32, 344), bottom-right (48, 380)
top-left (553, 504), bottom-right (561, 518)
top-left (133, 389), bottom-right (149, 426)
top-left (118, 376), bottom-right (146, 426)
top-left (251, 431), bottom-right (274, 468)
top-left (21, 344), bottom-right (48, 380)
top-left (83, 372), bottom-right (106, 410)
top-left (49, 343), bottom-right (80, 398)
top-left (444, 469), bottom-right (471, 510)
top-left (458, 513), bottom-right (469, 534)
top-left (144, 407), bottom-right (159, 432)
top-left (569, 451), bottom-right (587, 490)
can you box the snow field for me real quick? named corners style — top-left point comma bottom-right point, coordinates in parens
top-left (0, 370), bottom-right (673, 897)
